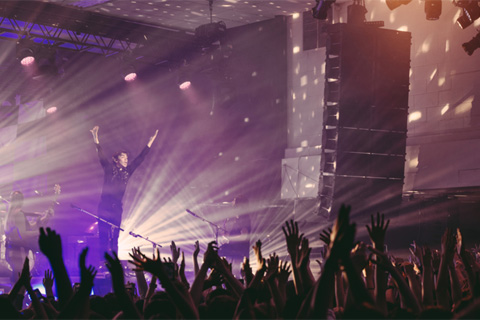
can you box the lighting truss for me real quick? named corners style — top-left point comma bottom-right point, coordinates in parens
top-left (0, 16), bottom-right (139, 56)
top-left (0, 1), bottom-right (194, 59)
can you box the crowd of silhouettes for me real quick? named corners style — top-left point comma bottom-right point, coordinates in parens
top-left (1, 204), bottom-right (480, 319)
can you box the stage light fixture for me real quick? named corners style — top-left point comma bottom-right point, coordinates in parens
top-left (122, 64), bottom-right (137, 82)
top-left (16, 38), bottom-right (36, 66)
top-left (46, 106), bottom-right (57, 114)
top-left (425, 0), bottom-right (442, 20)
top-left (385, 0), bottom-right (411, 10)
top-left (312, 0), bottom-right (335, 20)
top-left (177, 69), bottom-right (192, 90)
top-left (462, 31), bottom-right (480, 55)
top-left (455, 1), bottom-right (480, 29)
top-left (179, 80), bottom-right (191, 90)
top-left (19, 50), bottom-right (35, 66)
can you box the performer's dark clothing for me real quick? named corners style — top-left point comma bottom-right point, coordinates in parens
top-left (95, 143), bottom-right (150, 255)
top-left (5, 210), bottom-right (36, 282)
top-left (5, 210), bottom-right (30, 249)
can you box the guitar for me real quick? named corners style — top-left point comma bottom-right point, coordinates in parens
top-left (6, 184), bottom-right (61, 254)
top-left (26, 184), bottom-right (61, 252)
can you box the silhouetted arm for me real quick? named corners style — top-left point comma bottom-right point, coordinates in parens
top-left (190, 241), bottom-right (217, 306)
top-left (298, 205), bottom-right (355, 319)
top-left (38, 227), bottom-right (73, 311)
top-left (105, 251), bottom-right (142, 319)
top-left (130, 248), bottom-right (199, 319)
top-left (436, 229), bottom-right (455, 307)
top-left (419, 246), bottom-right (434, 306)
top-left (131, 247), bottom-right (148, 299)
top-left (193, 240), bottom-right (200, 276)
top-left (282, 220), bottom-right (304, 295)
top-left (369, 246), bottom-right (421, 315)
top-left (20, 258), bottom-right (49, 319)
top-left (366, 212), bottom-right (390, 314)
top-left (58, 248), bottom-right (97, 319)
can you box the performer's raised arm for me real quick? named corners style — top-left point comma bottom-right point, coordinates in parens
top-left (90, 125), bottom-right (99, 144)
top-left (129, 129), bottom-right (158, 173)
top-left (90, 126), bottom-right (109, 168)
top-left (147, 129), bottom-right (159, 148)
top-left (93, 127), bottom-right (157, 257)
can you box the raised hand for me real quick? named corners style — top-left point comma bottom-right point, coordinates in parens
top-left (79, 248), bottom-right (97, 290)
top-left (90, 126), bottom-right (99, 144)
top-left (147, 129), bottom-right (159, 148)
top-left (241, 257), bottom-right (253, 285)
top-left (179, 251), bottom-right (189, 288)
top-left (179, 252), bottom-right (186, 276)
top-left (43, 269), bottom-right (54, 297)
top-left (277, 259), bottom-right (291, 314)
top-left (105, 251), bottom-right (125, 292)
top-left (298, 238), bottom-right (312, 269)
top-left (318, 229), bottom-right (332, 268)
top-left (328, 204), bottom-right (356, 263)
top-left (436, 228), bottom-right (457, 307)
top-left (39, 227), bottom-right (63, 261)
top-left (278, 260), bottom-right (291, 283)
top-left (409, 240), bottom-right (422, 267)
top-left (319, 227), bottom-right (332, 246)
top-left (441, 228), bottom-right (456, 262)
top-left (218, 257), bottom-right (233, 274)
top-left (193, 240), bottom-right (200, 276)
top-left (131, 247), bottom-right (142, 260)
top-left (19, 257), bottom-right (32, 288)
top-left (20, 257), bottom-right (49, 319)
top-left (193, 240), bottom-right (200, 258)
top-left (421, 246), bottom-right (432, 268)
top-left (130, 247), bottom-right (149, 299)
top-left (420, 245), bottom-right (435, 306)
top-left (282, 220), bottom-right (304, 261)
top-left (368, 246), bottom-right (395, 271)
top-left (365, 212), bottom-right (391, 313)
top-left (351, 242), bottom-right (369, 271)
top-left (170, 241), bottom-right (181, 265)
top-left (206, 266), bottom-right (223, 288)
top-left (105, 251), bottom-right (142, 319)
top-left (203, 241), bottom-right (218, 267)
top-left (252, 239), bottom-right (263, 269)
top-left (265, 253), bottom-right (279, 281)
top-left (38, 227), bottom-right (72, 310)
top-left (132, 247), bottom-right (197, 318)
top-left (366, 212), bottom-right (389, 250)
top-left (130, 248), bottom-right (167, 281)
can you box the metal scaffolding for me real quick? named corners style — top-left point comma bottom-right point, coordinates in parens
top-left (0, 1), bottom-right (194, 58)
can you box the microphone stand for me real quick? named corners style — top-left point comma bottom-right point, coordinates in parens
top-left (71, 204), bottom-right (162, 248)
top-left (186, 209), bottom-right (226, 245)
